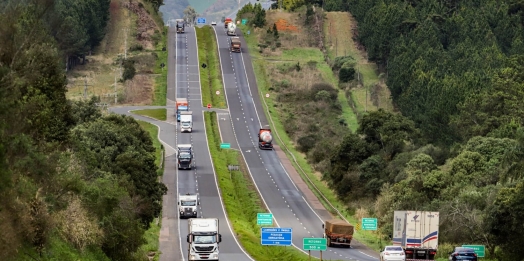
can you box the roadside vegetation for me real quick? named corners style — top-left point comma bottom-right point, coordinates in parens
top-left (0, 1), bottom-right (167, 260)
top-left (133, 108), bottom-right (168, 121)
top-left (196, 26), bottom-right (227, 108)
top-left (238, 1), bottom-right (524, 259)
top-left (204, 111), bottom-right (325, 261)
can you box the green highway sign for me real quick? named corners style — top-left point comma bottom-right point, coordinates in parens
top-left (303, 238), bottom-right (327, 251)
top-left (462, 245), bottom-right (485, 258)
top-left (241, 19), bottom-right (248, 25)
top-left (257, 213), bottom-right (273, 225)
top-left (220, 143), bottom-right (231, 149)
top-left (362, 218), bottom-right (378, 231)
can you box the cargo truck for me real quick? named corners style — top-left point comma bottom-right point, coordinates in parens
top-left (177, 144), bottom-right (194, 170)
top-left (258, 128), bottom-right (273, 149)
top-left (187, 218), bottom-right (222, 261)
top-left (178, 193), bottom-right (199, 218)
top-left (227, 22), bottom-right (237, 36)
top-left (230, 37), bottom-right (241, 53)
top-left (176, 98), bottom-right (188, 122)
top-left (224, 17), bottom-right (232, 28)
top-left (180, 111), bottom-right (193, 133)
top-left (393, 211), bottom-right (439, 260)
top-left (323, 219), bottom-right (354, 247)
top-left (176, 19), bottom-right (185, 33)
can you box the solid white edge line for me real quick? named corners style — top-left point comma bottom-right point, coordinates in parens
top-left (193, 29), bottom-right (204, 108)
top-left (201, 110), bottom-right (255, 261)
top-left (214, 25), bottom-right (315, 259)
top-left (239, 41), bottom-right (263, 129)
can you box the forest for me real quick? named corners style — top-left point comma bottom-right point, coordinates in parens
top-left (0, 0), bottom-right (166, 260)
top-left (248, 0), bottom-right (524, 259)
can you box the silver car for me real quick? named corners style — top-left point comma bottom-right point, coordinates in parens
top-left (380, 246), bottom-right (406, 261)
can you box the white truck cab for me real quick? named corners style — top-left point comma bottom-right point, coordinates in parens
top-left (187, 218), bottom-right (222, 261)
top-left (180, 111), bottom-right (193, 133)
top-left (178, 193), bottom-right (199, 218)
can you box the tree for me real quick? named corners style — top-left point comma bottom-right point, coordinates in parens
top-left (183, 6), bottom-right (197, 25)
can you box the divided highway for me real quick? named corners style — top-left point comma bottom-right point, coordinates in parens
top-left (170, 26), bottom-right (253, 261)
top-left (213, 25), bottom-right (379, 261)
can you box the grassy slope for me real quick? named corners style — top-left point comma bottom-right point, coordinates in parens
top-left (132, 108), bottom-right (167, 121)
top-left (153, 27), bottom-right (168, 106)
top-left (204, 111), bottom-right (317, 261)
top-left (240, 24), bottom-right (385, 251)
top-left (196, 26), bottom-right (227, 108)
top-left (15, 235), bottom-right (110, 261)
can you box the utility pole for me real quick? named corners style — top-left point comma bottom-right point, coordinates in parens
top-left (114, 72), bottom-right (118, 105)
top-left (73, 76), bottom-right (93, 99)
top-left (123, 28), bottom-right (129, 59)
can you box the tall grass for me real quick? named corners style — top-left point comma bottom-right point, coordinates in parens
top-left (153, 27), bottom-right (168, 106)
top-left (196, 26), bottom-right (227, 108)
top-left (132, 109), bottom-right (167, 121)
top-left (204, 111), bottom-right (313, 260)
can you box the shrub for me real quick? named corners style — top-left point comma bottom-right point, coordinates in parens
top-left (122, 59), bottom-right (136, 81)
top-left (128, 44), bottom-right (143, 52)
top-left (339, 67), bottom-right (355, 82)
top-left (310, 83), bottom-right (337, 100)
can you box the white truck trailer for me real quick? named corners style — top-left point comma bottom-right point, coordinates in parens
top-left (393, 211), bottom-right (439, 260)
top-left (187, 218), bottom-right (222, 261)
top-left (180, 111), bottom-right (193, 133)
top-left (178, 193), bottom-right (199, 218)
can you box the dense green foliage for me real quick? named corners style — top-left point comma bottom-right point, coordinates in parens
top-left (0, 1), bottom-right (166, 260)
top-left (236, 2), bottom-right (266, 28)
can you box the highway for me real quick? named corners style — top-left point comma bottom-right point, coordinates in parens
top-left (213, 24), bottom-right (379, 261)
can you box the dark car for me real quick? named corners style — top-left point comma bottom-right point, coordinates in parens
top-left (449, 247), bottom-right (477, 261)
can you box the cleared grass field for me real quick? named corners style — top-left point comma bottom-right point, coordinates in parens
top-left (196, 26), bottom-right (227, 108)
top-left (132, 109), bottom-right (167, 121)
top-left (204, 111), bottom-right (322, 261)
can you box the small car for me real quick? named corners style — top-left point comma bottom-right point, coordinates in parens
top-left (380, 246), bottom-right (406, 261)
top-left (449, 247), bottom-right (477, 261)
top-left (211, 21), bottom-right (217, 26)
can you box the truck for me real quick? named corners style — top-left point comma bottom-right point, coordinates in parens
top-left (322, 219), bottom-right (354, 247)
top-left (180, 111), bottom-right (193, 133)
top-left (224, 17), bottom-right (232, 28)
top-left (178, 193), bottom-right (199, 218)
top-left (177, 144), bottom-right (194, 170)
top-left (227, 22), bottom-right (237, 36)
top-left (176, 19), bottom-right (185, 33)
top-left (230, 37), bottom-right (241, 53)
top-left (187, 218), bottom-right (222, 261)
top-left (393, 211), bottom-right (439, 260)
top-left (258, 128), bottom-right (273, 149)
top-left (176, 98), bottom-right (188, 122)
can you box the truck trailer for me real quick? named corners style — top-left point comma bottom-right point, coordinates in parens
top-left (178, 193), bottom-right (199, 218)
top-left (177, 144), bottom-right (194, 170)
top-left (393, 211), bottom-right (439, 260)
top-left (176, 98), bottom-right (188, 122)
top-left (176, 19), bottom-right (185, 33)
top-left (227, 22), bottom-right (237, 36)
top-left (187, 218), bottom-right (222, 261)
top-left (230, 37), bottom-right (241, 53)
top-left (323, 219), bottom-right (354, 247)
top-left (224, 17), bottom-right (232, 29)
top-left (180, 111), bottom-right (193, 133)
top-left (258, 128), bottom-right (273, 149)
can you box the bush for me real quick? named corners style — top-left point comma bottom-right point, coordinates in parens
top-left (122, 59), bottom-right (136, 81)
top-left (332, 55), bottom-right (355, 70)
top-left (297, 134), bottom-right (317, 153)
top-left (310, 83), bottom-right (337, 100)
top-left (339, 67), bottom-right (355, 82)
top-left (128, 44), bottom-right (143, 52)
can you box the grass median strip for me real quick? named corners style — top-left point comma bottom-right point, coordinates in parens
top-left (204, 111), bottom-right (315, 261)
top-left (132, 108), bottom-right (167, 121)
top-left (196, 26), bottom-right (226, 108)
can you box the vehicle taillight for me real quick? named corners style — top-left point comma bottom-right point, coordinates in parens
top-left (400, 252), bottom-right (405, 256)
top-left (454, 253), bottom-right (459, 256)
top-left (384, 252), bottom-right (390, 255)
top-left (474, 254), bottom-right (477, 257)
top-left (405, 250), bottom-right (413, 254)
top-left (430, 251), bottom-right (436, 255)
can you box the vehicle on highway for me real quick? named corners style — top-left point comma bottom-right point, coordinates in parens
top-left (258, 128), bottom-right (273, 149)
top-left (176, 98), bottom-right (188, 122)
top-left (224, 17), bottom-right (232, 28)
top-left (323, 219), bottom-right (354, 247)
top-left (227, 22), bottom-right (237, 36)
top-left (180, 111), bottom-right (193, 133)
top-left (380, 246), bottom-right (406, 261)
top-left (448, 247), bottom-right (478, 261)
top-left (211, 21), bottom-right (217, 26)
top-left (393, 211), bottom-right (439, 260)
top-left (187, 218), bottom-right (222, 261)
top-left (177, 144), bottom-right (194, 170)
top-left (176, 18), bottom-right (185, 33)
top-left (178, 193), bottom-right (199, 218)
top-left (230, 37), bottom-right (241, 52)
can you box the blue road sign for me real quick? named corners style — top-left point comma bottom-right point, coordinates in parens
top-left (197, 17), bottom-right (206, 24)
top-left (261, 227), bottom-right (292, 246)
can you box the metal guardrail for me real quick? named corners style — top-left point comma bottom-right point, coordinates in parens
top-left (260, 90), bottom-right (350, 224)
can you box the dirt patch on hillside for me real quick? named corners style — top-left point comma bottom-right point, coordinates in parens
top-left (274, 19), bottom-right (299, 32)
top-left (123, 1), bottom-right (160, 50)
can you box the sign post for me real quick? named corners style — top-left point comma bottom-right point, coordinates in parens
top-left (257, 213), bottom-right (273, 225)
top-left (261, 227), bottom-right (292, 246)
top-left (362, 218), bottom-right (378, 231)
top-left (462, 245), bottom-right (485, 258)
top-left (303, 238), bottom-right (326, 260)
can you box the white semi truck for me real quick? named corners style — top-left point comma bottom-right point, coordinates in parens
top-left (393, 211), bottom-right (439, 260)
top-left (227, 22), bottom-right (237, 36)
top-left (178, 193), bottom-right (199, 218)
top-left (187, 218), bottom-right (222, 261)
top-left (180, 111), bottom-right (193, 133)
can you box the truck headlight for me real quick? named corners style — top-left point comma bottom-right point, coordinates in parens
top-left (189, 254), bottom-right (196, 260)
top-left (212, 254), bottom-right (218, 259)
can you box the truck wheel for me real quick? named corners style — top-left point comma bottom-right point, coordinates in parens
top-left (327, 237), bottom-right (332, 247)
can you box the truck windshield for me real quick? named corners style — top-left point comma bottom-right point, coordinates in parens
top-left (182, 122), bottom-right (191, 126)
top-left (181, 200), bottom-right (196, 206)
top-left (179, 152), bottom-right (191, 159)
top-left (193, 235), bottom-right (216, 244)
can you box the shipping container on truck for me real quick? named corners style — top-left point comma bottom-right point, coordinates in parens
top-left (393, 211), bottom-right (439, 260)
top-left (224, 17), bottom-right (232, 28)
top-left (176, 98), bottom-right (188, 122)
top-left (230, 37), bottom-right (241, 53)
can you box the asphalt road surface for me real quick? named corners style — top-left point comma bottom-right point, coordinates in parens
top-left (213, 24), bottom-right (380, 261)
